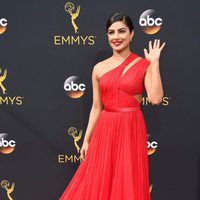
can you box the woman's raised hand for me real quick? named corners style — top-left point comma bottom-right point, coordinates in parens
top-left (144, 39), bottom-right (166, 62)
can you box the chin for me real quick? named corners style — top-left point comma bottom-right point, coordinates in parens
top-left (111, 45), bottom-right (127, 52)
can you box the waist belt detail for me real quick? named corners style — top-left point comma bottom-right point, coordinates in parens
top-left (104, 106), bottom-right (140, 112)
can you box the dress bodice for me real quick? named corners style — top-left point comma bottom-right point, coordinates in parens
top-left (99, 52), bottom-right (150, 108)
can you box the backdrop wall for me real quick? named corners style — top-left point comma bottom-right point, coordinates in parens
top-left (0, 0), bottom-right (199, 199)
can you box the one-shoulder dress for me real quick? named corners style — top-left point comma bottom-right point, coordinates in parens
top-left (60, 52), bottom-right (151, 200)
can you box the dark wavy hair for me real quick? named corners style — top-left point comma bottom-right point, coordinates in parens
top-left (106, 12), bottom-right (134, 33)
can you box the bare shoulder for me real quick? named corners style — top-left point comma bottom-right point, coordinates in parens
top-left (93, 57), bottom-right (113, 78)
top-left (93, 57), bottom-right (112, 69)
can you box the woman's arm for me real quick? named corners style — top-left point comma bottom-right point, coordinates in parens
top-left (83, 63), bottom-right (104, 143)
top-left (144, 60), bottom-right (164, 104)
top-left (144, 39), bottom-right (166, 105)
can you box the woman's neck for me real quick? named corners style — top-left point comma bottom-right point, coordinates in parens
top-left (112, 49), bottom-right (132, 61)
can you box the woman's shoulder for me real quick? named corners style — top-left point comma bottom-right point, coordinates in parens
top-left (92, 57), bottom-right (114, 80)
top-left (93, 56), bottom-right (113, 70)
top-left (135, 54), bottom-right (149, 65)
top-left (133, 52), bottom-right (146, 61)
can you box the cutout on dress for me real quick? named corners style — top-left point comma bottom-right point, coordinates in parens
top-left (120, 57), bottom-right (142, 78)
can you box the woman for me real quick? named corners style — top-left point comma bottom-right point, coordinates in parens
top-left (60, 12), bottom-right (165, 200)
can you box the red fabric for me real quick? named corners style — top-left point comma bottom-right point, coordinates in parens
top-left (104, 106), bottom-right (140, 112)
top-left (60, 52), bottom-right (151, 200)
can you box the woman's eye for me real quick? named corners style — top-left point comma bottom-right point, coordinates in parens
top-left (119, 30), bottom-right (126, 33)
top-left (108, 31), bottom-right (114, 35)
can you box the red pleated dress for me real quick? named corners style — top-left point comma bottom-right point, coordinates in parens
top-left (60, 52), bottom-right (151, 200)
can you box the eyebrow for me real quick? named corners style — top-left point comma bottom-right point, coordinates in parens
top-left (108, 27), bottom-right (126, 32)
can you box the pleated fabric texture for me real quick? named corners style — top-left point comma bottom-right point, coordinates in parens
top-left (60, 52), bottom-right (151, 200)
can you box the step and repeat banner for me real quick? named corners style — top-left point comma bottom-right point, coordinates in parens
top-left (0, 0), bottom-right (199, 199)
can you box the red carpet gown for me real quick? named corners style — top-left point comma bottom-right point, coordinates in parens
top-left (60, 52), bottom-right (151, 200)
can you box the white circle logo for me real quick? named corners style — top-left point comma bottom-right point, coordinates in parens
top-left (139, 9), bottom-right (162, 34)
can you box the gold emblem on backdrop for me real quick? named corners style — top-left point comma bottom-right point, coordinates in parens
top-left (64, 2), bottom-right (80, 33)
top-left (1, 180), bottom-right (15, 200)
top-left (53, 2), bottom-right (96, 45)
top-left (0, 67), bottom-right (7, 94)
top-left (68, 127), bottom-right (82, 153)
top-left (0, 68), bottom-right (24, 105)
top-left (58, 127), bottom-right (83, 163)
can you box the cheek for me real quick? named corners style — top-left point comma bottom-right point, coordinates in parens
top-left (121, 33), bottom-right (130, 40)
top-left (108, 34), bottom-right (114, 40)
top-left (107, 36), bottom-right (114, 44)
top-left (107, 36), bottom-right (111, 41)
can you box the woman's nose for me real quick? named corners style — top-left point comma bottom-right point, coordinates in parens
top-left (112, 33), bottom-right (120, 39)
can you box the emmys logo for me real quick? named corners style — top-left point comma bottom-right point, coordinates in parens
top-left (64, 76), bottom-right (86, 98)
top-left (0, 133), bottom-right (16, 154)
top-left (141, 96), bottom-right (170, 106)
top-left (64, 2), bottom-right (80, 34)
top-left (147, 134), bottom-right (158, 155)
top-left (0, 67), bottom-right (7, 94)
top-left (0, 18), bottom-right (8, 34)
top-left (58, 127), bottom-right (83, 163)
top-left (68, 127), bottom-right (82, 153)
top-left (53, 2), bottom-right (97, 46)
top-left (0, 67), bottom-right (24, 105)
top-left (139, 9), bottom-right (162, 34)
top-left (1, 180), bottom-right (15, 200)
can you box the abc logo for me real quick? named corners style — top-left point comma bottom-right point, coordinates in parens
top-left (147, 141), bottom-right (158, 149)
top-left (139, 9), bottom-right (162, 34)
top-left (139, 15), bottom-right (162, 26)
top-left (0, 18), bottom-right (8, 34)
top-left (64, 76), bottom-right (86, 98)
top-left (64, 81), bottom-right (85, 92)
top-left (0, 18), bottom-right (8, 27)
top-left (0, 138), bottom-right (16, 147)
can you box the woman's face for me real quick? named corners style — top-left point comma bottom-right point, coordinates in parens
top-left (107, 21), bottom-right (134, 52)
